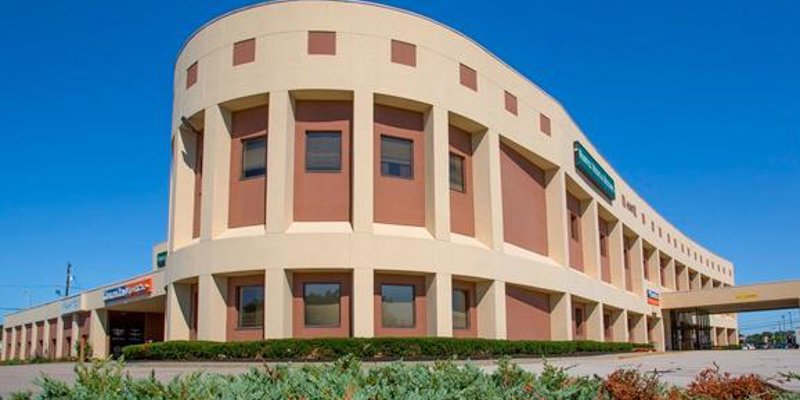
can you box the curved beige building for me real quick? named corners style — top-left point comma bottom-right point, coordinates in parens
top-left (2, 0), bottom-right (739, 360)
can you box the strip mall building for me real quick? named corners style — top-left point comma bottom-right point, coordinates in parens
top-left (2, 0), bottom-right (741, 360)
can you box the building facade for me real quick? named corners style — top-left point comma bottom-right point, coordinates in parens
top-left (2, 0), bottom-right (738, 360)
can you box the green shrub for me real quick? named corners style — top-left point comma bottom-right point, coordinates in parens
top-left (122, 337), bottom-right (650, 362)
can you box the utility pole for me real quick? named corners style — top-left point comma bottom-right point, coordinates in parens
top-left (64, 263), bottom-right (72, 297)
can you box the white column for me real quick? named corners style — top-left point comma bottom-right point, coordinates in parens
top-left (264, 269), bottom-right (292, 339)
top-left (581, 200), bottom-right (601, 279)
top-left (165, 283), bottom-right (192, 341)
top-left (545, 169), bottom-right (569, 267)
top-left (630, 237), bottom-right (645, 296)
top-left (550, 292), bottom-right (573, 340)
top-left (424, 105), bottom-right (450, 240)
top-left (352, 90), bottom-right (374, 233)
top-left (426, 272), bottom-right (452, 337)
top-left (611, 308), bottom-right (628, 342)
top-left (266, 90), bottom-right (295, 233)
top-left (55, 317), bottom-right (64, 360)
top-left (608, 218), bottom-right (625, 288)
top-left (200, 105), bottom-right (231, 240)
top-left (476, 280), bottom-right (506, 339)
top-left (472, 130), bottom-right (503, 250)
top-left (70, 317), bottom-right (79, 358)
top-left (352, 268), bottom-right (375, 337)
top-left (585, 302), bottom-right (603, 341)
top-left (89, 309), bottom-right (108, 358)
top-left (198, 275), bottom-right (227, 342)
top-left (169, 123), bottom-right (200, 250)
top-left (629, 312), bottom-right (647, 343)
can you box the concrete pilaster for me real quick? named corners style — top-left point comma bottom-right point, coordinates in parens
top-left (352, 90), bottom-right (374, 233)
top-left (476, 280), bottom-right (506, 339)
top-left (472, 130), bottom-right (504, 250)
top-left (266, 90), bottom-right (295, 233)
top-left (585, 302), bottom-right (604, 341)
top-left (611, 308), bottom-right (628, 342)
top-left (166, 282), bottom-right (192, 341)
top-left (89, 309), bottom-right (108, 358)
top-left (545, 169), bottom-right (569, 267)
top-left (352, 268), bottom-right (375, 337)
top-left (424, 106), bottom-right (450, 240)
top-left (200, 105), bottom-right (231, 240)
top-left (426, 272), bottom-right (452, 337)
top-left (608, 219), bottom-right (624, 289)
top-left (198, 274), bottom-right (228, 341)
top-left (264, 269), bottom-right (292, 339)
top-left (170, 123), bottom-right (200, 250)
top-left (581, 200), bottom-right (601, 280)
top-left (629, 312), bottom-right (647, 343)
top-left (629, 237), bottom-right (645, 296)
top-left (550, 292), bottom-right (573, 340)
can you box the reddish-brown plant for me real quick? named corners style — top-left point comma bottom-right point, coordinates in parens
top-left (603, 369), bottom-right (664, 400)
top-left (685, 365), bottom-right (778, 400)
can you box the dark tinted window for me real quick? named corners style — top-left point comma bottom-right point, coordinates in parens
top-left (306, 131), bottom-right (342, 172)
top-left (380, 136), bottom-right (413, 179)
top-left (242, 137), bottom-right (267, 178)
top-left (303, 283), bottom-right (341, 327)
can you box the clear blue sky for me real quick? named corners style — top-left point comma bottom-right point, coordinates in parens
top-left (0, 0), bottom-right (797, 333)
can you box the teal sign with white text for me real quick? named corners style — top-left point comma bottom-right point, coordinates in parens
top-left (574, 142), bottom-right (616, 200)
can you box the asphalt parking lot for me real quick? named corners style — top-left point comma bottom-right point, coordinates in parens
top-left (1, 350), bottom-right (797, 397)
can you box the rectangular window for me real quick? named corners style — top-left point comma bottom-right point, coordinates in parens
top-left (381, 284), bottom-right (415, 328)
top-left (237, 285), bottom-right (264, 328)
top-left (380, 135), bottom-right (413, 179)
top-left (449, 153), bottom-right (465, 192)
top-left (305, 131), bottom-right (342, 172)
top-left (569, 213), bottom-right (580, 241)
top-left (452, 289), bottom-right (469, 330)
top-left (303, 283), bottom-right (341, 328)
top-left (242, 137), bottom-right (267, 178)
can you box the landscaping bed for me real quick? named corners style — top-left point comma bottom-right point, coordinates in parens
top-left (5, 356), bottom-right (799, 399)
top-left (121, 337), bottom-right (650, 362)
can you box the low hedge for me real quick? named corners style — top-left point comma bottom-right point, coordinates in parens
top-left (122, 337), bottom-right (651, 361)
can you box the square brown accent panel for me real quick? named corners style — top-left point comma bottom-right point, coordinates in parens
top-left (539, 113), bottom-right (551, 136)
top-left (186, 62), bottom-right (198, 89)
top-left (459, 63), bottom-right (477, 91)
top-left (391, 39), bottom-right (416, 67)
top-left (504, 91), bottom-right (518, 115)
top-left (233, 38), bottom-right (256, 66)
top-left (308, 31), bottom-right (336, 55)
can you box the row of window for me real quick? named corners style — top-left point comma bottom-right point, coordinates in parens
top-left (240, 132), bottom-right (466, 189)
top-left (235, 283), bottom-right (470, 330)
top-left (186, 31), bottom-right (553, 137)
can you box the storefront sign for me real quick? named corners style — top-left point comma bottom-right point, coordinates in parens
top-left (103, 278), bottom-right (153, 302)
top-left (735, 292), bottom-right (758, 300)
top-left (156, 252), bottom-right (167, 268)
top-left (574, 142), bottom-right (616, 200)
top-left (646, 289), bottom-right (660, 306)
top-left (60, 296), bottom-right (81, 315)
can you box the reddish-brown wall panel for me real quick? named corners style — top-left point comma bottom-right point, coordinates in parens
top-left (373, 274), bottom-right (427, 337)
top-left (373, 105), bottom-right (425, 227)
top-left (292, 272), bottom-right (352, 338)
top-left (449, 126), bottom-right (475, 236)
top-left (226, 275), bottom-right (265, 342)
top-left (567, 194), bottom-right (584, 271)
top-left (61, 316), bottom-right (72, 357)
top-left (229, 106), bottom-right (268, 228)
top-left (500, 143), bottom-right (548, 255)
top-left (505, 285), bottom-right (551, 340)
top-left (293, 101), bottom-right (352, 222)
top-left (35, 322), bottom-right (44, 357)
top-left (624, 238), bottom-right (633, 291)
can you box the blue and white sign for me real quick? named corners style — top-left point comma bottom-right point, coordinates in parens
top-left (60, 296), bottom-right (81, 315)
top-left (103, 277), bottom-right (153, 302)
